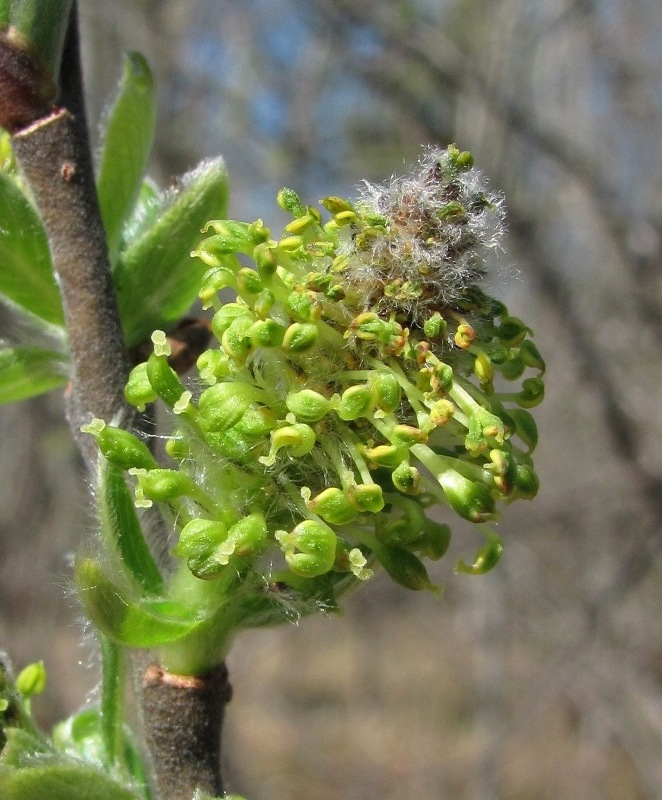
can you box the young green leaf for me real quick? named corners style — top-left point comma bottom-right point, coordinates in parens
top-left (97, 53), bottom-right (156, 264)
top-left (113, 158), bottom-right (229, 347)
top-left (97, 462), bottom-right (164, 596)
top-left (0, 764), bottom-right (139, 800)
top-left (0, 347), bottom-right (66, 404)
top-left (75, 559), bottom-right (204, 648)
top-left (0, 172), bottom-right (63, 325)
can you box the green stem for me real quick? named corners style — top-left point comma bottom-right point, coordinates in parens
top-left (100, 634), bottom-right (125, 771)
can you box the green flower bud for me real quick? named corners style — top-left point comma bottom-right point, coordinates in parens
top-left (173, 518), bottom-right (228, 579)
top-left (423, 312), bottom-right (447, 340)
top-left (513, 464), bottom-right (539, 499)
top-left (456, 150), bottom-right (474, 170)
top-left (253, 288), bottom-right (276, 317)
top-left (438, 200), bottom-right (466, 221)
top-left (286, 389), bottom-right (334, 422)
top-left (211, 303), bottom-right (253, 339)
top-left (337, 384), bottom-right (375, 420)
top-left (307, 487), bottom-right (358, 525)
top-left (259, 423), bottom-right (316, 466)
top-left (363, 443), bottom-right (407, 468)
top-left (430, 399), bottom-right (455, 426)
top-left (237, 267), bottom-right (264, 295)
top-left (437, 469), bottom-right (496, 523)
top-left (221, 316), bottom-right (254, 360)
top-left (286, 290), bottom-right (315, 321)
top-left (80, 419), bottom-right (157, 471)
top-left (277, 235), bottom-right (304, 253)
top-left (455, 531), bottom-right (503, 575)
top-left (418, 519), bottom-right (452, 560)
top-left (197, 349), bottom-right (233, 384)
top-left (285, 213), bottom-right (317, 235)
top-left (373, 543), bottom-right (439, 593)
top-left (146, 353), bottom-right (187, 408)
top-left (392, 424), bottom-right (428, 445)
top-left (516, 377), bottom-right (545, 408)
top-left (124, 363), bottom-right (157, 411)
top-left (465, 409), bottom-right (504, 456)
top-left (276, 520), bottom-right (337, 578)
top-left (249, 319), bottom-right (286, 348)
top-left (233, 405), bottom-right (277, 437)
top-left (371, 372), bottom-right (401, 413)
top-left (347, 483), bottom-right (384, 513)
top-left (198, 266), bottom-right (236, 305)
top-left (454, 323), bottom-right (475, 349)
top-left (473, 350), bottom-right (494, 387)
top-left (133, 468), bottom-right (202, 503)
top-left (350, 312), bottom-right (387, 342)
top-left (486, 449), bottom-right (517, 495)
top-left (253, 242), bottom-right (278, 277)
top-left (226, 513), bottom-right (268, 559)
top-left (15, 660), bottom-right (46, 698)
top-left (496, 316), bottom-right (530, 346)
top-left (499, 357), bottom-right (525, 381)
top-left (518, 339), bottom-right (546, 372)
top-left (277, 187), bottom-right (306, 217)
top-left (282, 322), bottom-right (318, 352)
top-left (321, 196), bottom-right (355, 215)
top-left (198, 382), bottom-right (261, 431)
top-left (392, 461), bottom-right (420, 494)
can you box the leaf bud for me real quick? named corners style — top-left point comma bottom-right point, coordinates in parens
top-left (282, 322), bottom-right (318, 352)
top-left (80, 419), bottom-right (157, 471)
top-left (276, 520), bottom-right (337, 578)
top-left (198, 382), bottom-right (261, 431)
top-left (286, 389), bottom-right (334, 422)
top-left (337, 384), bottom-right (375, 420)
top-left (124, 363), bottom-right (157, 410)
top-left (15, 661), bottom-right (46, 698)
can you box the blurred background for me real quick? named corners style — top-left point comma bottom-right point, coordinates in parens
top-left (2, 1), bottom-right (662, 797)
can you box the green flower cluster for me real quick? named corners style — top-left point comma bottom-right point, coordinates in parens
top-left (83, 146), bottom-right (544, 653)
